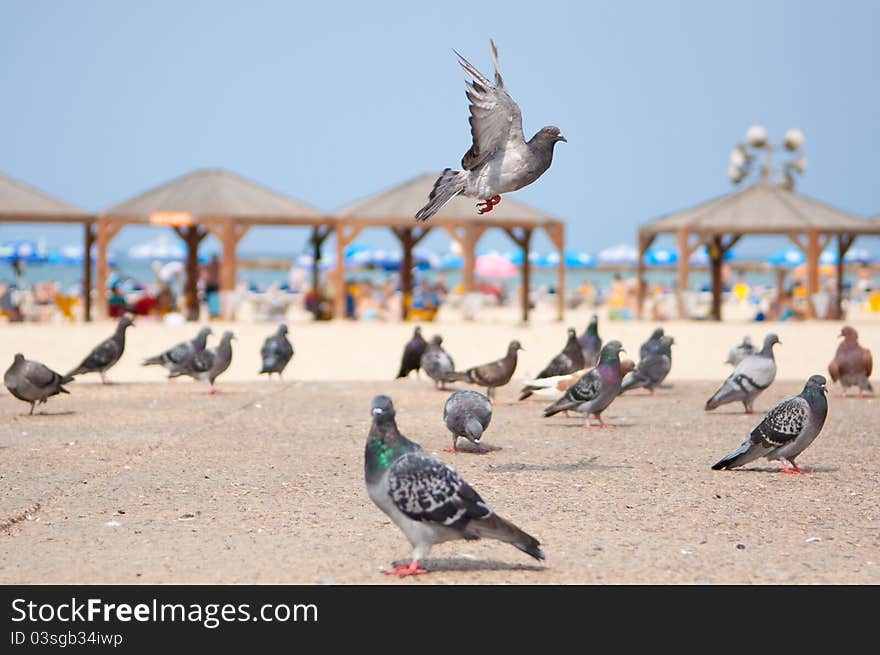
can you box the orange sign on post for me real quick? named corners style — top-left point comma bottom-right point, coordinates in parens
top-left (149, 211), bottom-right (192, 227)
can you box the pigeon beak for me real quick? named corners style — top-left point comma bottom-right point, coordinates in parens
top-left (372, 408), bottom-right (383, 416)
top-left (557, 135), bottom-right (567, 143)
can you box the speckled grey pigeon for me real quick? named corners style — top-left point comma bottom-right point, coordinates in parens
top-left (725, 335), bottom-right (755, 366)
top-left (578, 314), bottom-right (602, 366)
top-left (445, 340), bottom-right (523, 399)
top-left (713, 375), bottom-right (828, 474)
top-left (143, 326), bottom-right (212, 378)
top-left (443, 390), bottom-right (493, 453)
top-left (396, 326), bottom-right (427, 379)
top-left (4, 354), bottom-right (74, 415)
top-left (620, 336), bottom-right (674, 395)
top-left (415, 40), bottom-right (566, 222)
top-left (543, 341), bottom-right (625, 428)
top-left (639, 327), bottom-right (665, 359)
top-left (259, 324), bottom-right (294, 379)
top-left (179, 331), bottom-right (235, 393)
top-left (519, 328), bottom-right (585, 400)
top-left (828, 326), bottom-right (873, 397)
top-left (66, 315), bottom-right (134, 384)
top-left (365, 395), bottom-right (543, 576)
top-left (420, 335), bottom-right (455, 390)
top-left (705, 333), bottom-right (780, 414)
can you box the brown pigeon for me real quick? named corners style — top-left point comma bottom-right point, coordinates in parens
top-left (828, 326), bottom-right (873, 397)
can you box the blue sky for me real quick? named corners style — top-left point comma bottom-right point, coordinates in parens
top-left (1, 0), bottom-right (878, 257)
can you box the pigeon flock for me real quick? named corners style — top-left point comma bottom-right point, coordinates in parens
top-left (374, 316), bottom-right (872, 575)
top-left (4, 316), bottom-right (295, 407)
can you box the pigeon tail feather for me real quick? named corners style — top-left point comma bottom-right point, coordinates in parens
top-left (712, 440), bottom-right (757, 470)
top-left (415, 169), bottom-right (467, 222)
top-left (466, 513), bottom-right (544, 561)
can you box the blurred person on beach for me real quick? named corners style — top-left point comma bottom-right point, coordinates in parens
top-left (0, 280), bottom-right (23, 322)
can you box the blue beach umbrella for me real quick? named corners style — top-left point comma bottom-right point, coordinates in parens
top-left (644, 247), bottom-right (678, 266)
top-left (0, 240), bottom-right (47, 263)
top-left (767, 248), bottom-right (805, 268)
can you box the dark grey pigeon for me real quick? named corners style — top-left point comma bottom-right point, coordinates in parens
top-left (725, 335), bottom-right (755, 366)
top-left (713, 375), bottom-right (828, 474)
top-left (396, 326), bottom-right (427, 379)
top-left (445, 340), bottom-right (523, 399)
top-left (420, 335), bottom-right (455, 390)
top-left (365, 395), bottom-right (544, 576)
top-left (828, 326), bottom-right (873, 396)
top-left (543, 341), bottom-right (625, 428)
top-left (578, 314), bottom-right (602, 366)
top-left (620, 336), bottom-right (674, 395)
top-left (179, 331), bottom-right (235, 393)
top-left (67, 315), bottom-right (134, 384)
top-left (706, 334), bottom-right (780, 414)
top-left (415, 40), bottom-right (566, 222)
top-left (5, 354), bottom-right (74, 415)
top-left (259, 324), bottom-right (294, 379)
top-left (639, 327), bottom-right (665, 359)
top-left (143, 326), bottom-right (212, 378)
top-left (443, 390), bottom-right (493, 453)
top-left (519, 328), bottom-right (585, 400)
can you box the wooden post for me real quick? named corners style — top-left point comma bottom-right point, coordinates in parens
top-left (835, 234), bottom-right (855, 320)
top-left (676, 228), bottom-right (690, 318)
top-left (503, 227), bottom-right (533, 323)
top-left (392, 226), bottom-right (432, 321)
top-left (333, 223), bottom-right (363, 320)
top-left (543, 222), bottom-right (566, 321)
top-left (309, 225), bottom-right (331, 321)
top-left (94, 217), bottom-right (125, 320)
top-left (709, 236), bottom-right (723, 321)
top-left (83, 221), bottom-right (94, 322)
top-left (174, 225), bottom-right (208, 322)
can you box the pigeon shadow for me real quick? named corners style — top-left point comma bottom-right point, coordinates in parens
top-left (453, 442), bottom-right (502, 454)
top-left (391, 557), bottom-right (546, 573)
top-left (28, 410), bottom-right (76, 417)
top-left (718, 465), bottom-right (840, 474)
top-left (488, 457), bottom-right (631, 473)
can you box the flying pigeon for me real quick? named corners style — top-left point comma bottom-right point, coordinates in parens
top-left (420, 335), bottom-right (456, 390)
top-left (578, 314), bottom-right (602, 366)
top-left (639, 327), bottom-right (665, 359)
top-left (543, 341), bottom-right (625, 428)
top-left (259, 324), bottom-right (294, 379)
top-left (620, 336), bottom-right (674, 395)
top-left (66, 314), bottom-right (134, 384)
top-left (705, 333), bottom-right (780, 414)
top-left (142, 326), bottom-right (212, 378)
top-left (414, 40), bottom-right (566, 222)
top-left (179, 331), bottom-right (235, 393)
top-left (444, 340), bottom-right (523, 399)
top-left (828, 326), bottom-right (873, 397)
top-left (725, 335), bottom-right (755, 366)
top-left (396, 326), bottom-right (427, 379)
top-left (4, 354), bottom-right (74, 415)
top-left (518, 328), bottom-right (585, 400)
top-left (443, 390), bottom-right (493, 453)
top-left (712, 375), bottom-right (828, 474)
top-left (365, 395), bottom-right (544, 576)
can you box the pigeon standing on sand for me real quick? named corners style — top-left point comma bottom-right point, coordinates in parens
top-left (705, 333), bottom-right (780, 414)
top-left (578, 314), bottom-right (602, 366)
top-left (179, 331), bottom-right (235, 393)
top-left (712, 375), bottom-right (828, 474)
top-left (415, 40), bottom-right (566, 222)
top-left (443, 390), bottom-right (493, 453)
top-left (518, 328), bottom-right (585, 400)
top-left (543, 341), bottom-right (626, 428)
top-left (142, 326), bottom-right (212, 378)
top-left (396, 326), bottom-right (427, 379)
top-left (365, 395), bottom-right (544, 576)
top-left (66, 315), bottom-right (134, 384)
top-left (828, 326), bottom-right (873, 397)
top-left (420, 335), bottom-right (456, 390)
top-left (4, 354), bottom-right (74, 415)
top-left (620, 336), bottom-right (674, 395)
top-left (725, 336), bottom-right (755, 366)
top-left (259, 324), bottom-right (294, 379)
top-left (445, 340), bottom-right (523, 399)
top-left (639, 327), bottom-right (665, 359)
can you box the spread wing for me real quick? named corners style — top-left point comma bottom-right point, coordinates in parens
top-left (456, 40), bottom-right (525, 170)
top-left (749, 396), bottom-right (809, 448)
top-left (388, 451), bottom-right (491, 527)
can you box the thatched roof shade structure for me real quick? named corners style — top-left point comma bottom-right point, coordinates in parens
top-left (0, 173), bottom-right (96, 319)
top-left (335, 173), bottom-right (566, 322)
top-left (100, 169), bottom-right (330, 320)
top-left (637, 182), bottom-right (880, 319)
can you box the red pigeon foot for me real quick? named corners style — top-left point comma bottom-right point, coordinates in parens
top-left (476, 195), bottom-right (501, 215)
top-left (384, 561), bottom-right (428, 577)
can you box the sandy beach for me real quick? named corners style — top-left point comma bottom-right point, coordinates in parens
top-left (1, 308), bottom-right (878, 584)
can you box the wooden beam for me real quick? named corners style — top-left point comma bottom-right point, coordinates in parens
top-left (708, 235), bottom-right (724, 321)
top-left (675, 228), bottom-right (690, 318)
top-left (82, 222), bottom-right (94, 322)
top-left (175, 225), bottom-right (208, 321)
top-left (309, 225), bottom-right (332, 321)
top-left (834, 234), bottom-right (856, 320)
top-left (391, 226), bottom-right (432, 321)
top-left (805, 229), bottom-right (820, 318)
top-left (333, 223), bottom-right (363, 320)
top-left (94, 217), bottom-right (128, 319)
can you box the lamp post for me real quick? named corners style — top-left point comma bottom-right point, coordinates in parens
top-left (728, 125), bottom-right (807, 189)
